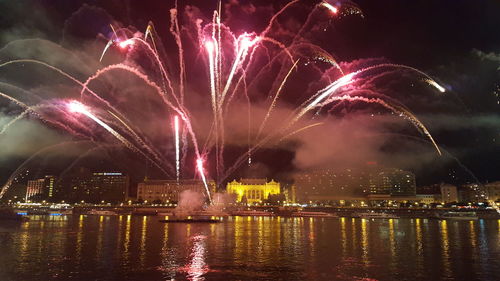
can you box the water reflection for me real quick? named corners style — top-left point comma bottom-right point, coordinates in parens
top-left (233, 216), bottom-right (243, 261)
top-left (340, 217), bottom-right (347, 257)
top-left (186, 235), bottom-right (208, 281)
top-left (308, 218), bottom-right (315, 259)
top-left (123, 215), bottom-right (131, 265)
top-left (76, 215), bottom-right (84, 263)
top-left (360, 219), bottom-right (369, 266)
top-left (351, 218), bottom-right (357, 251)
top-left (414, 218), bottom-right (424, 276)
top-left (478, 219), bottom-right (490, 275)
top-left (139, 216), bottom-right (148, 267)
top-left (469, 220), bottom-right (477, 248)
top-left (387, 218), bottom-right (397, 275)
top-left (160, 222), bottom-right (178, 281)
top-left (116, 215), bottom-right (123, 258)
top-left (96, 215), bottom-right (104, 260)
top-left (2, 216), bottom-right (500, 281)
top-left (439, 220), bottom-right (452, 279)
top-left (18, 221), bottom-right (30, 273)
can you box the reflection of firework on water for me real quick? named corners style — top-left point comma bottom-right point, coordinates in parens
top-left (0, 1), bottom-right (447, 201)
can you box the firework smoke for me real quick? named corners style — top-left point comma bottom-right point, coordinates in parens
top-left (0, 1), bottom-right (451, 202)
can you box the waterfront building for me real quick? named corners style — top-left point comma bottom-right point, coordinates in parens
top-left (293, 166), bottom-right (416, 203)
top-left (485, 182), bottom-right (500, 202)
top-left (65, 170), bottom-right (129, 204)
top-left (226, 178), bottom-right (280, 204)
top-left (459, 183), bottom-right (487, 203)
top-left (25, 175), bottom-right (57, 202)
top-left (416, 194), bottom-right (441, 205)
top-left (417, 184), bottom-right (441, 195)
top-left (364, 194), bottom-right (425, 207)
top-left (90, 172), bottom-right (129, 203)
top-left (283, 185), bottom-right (297, 203)
top-left (380, 169), bottom-right (416, 196)
top-left (440, 184), bottom-right (458, 203)
top-left (137, 179), bottom-right (216, 203)
top-left (293, 168), bottom-right (366, 203)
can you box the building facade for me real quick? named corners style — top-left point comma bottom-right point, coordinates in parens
top-left (485, 182), bottom-right (500, 202)
top-left (226, 179), bottom-right (280, 204)
top-left (137, 179), bottom-right (216, 203)
top-left (284, 185), bottom-right (297, 203)
top-left (379, 169), bottom-right (416, 196)
top-left (440, 184), bottom-right (458, 203)
top-left (25, 175), bottom-right (57, 202)
top-left (293, 167), bottom-right (416, 203)
top-left (459, 184), bottom-right (487, 203)
top-left (90, 172), bottom-right (129, 203)
top-left (65, 171), bottom-right (129, 204)
top-left (416, 194), bottom-right (442, 205)
top-left (293, 168), bottom-right (365, 203)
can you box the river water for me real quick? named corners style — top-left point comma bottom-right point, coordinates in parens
top-left (0, 215), bottom-right (499, 281)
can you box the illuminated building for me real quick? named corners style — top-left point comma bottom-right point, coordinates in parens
top-left (293, 167), bottom-right (416, 204)
top-left (485, 182), bottom-right (500, 202)
top-left (294, 168), bottom-right (366, 203)
top-left (440, 184), bottom-right (458, 203)
top-left (284, 185), bottom-right (297, 203)
top-left (89, 172), bottom-right (130, 203)
top-left (137, 179), bottom-right (216, 203)
top-left (64, 170), bottom-right (129, 203)
top-left (416, 184), bottom-right (441, 204)
top-left (459, 183), bottom-right (487, 203)
top-left (379, 169), bottom-right (416, 196)
top-left (25, 175), bottom-right (57, 202)
top-left (26, 179), bottom-right (44, 201)
top-left (416, 194), bottom-right (441, 204)
top-left (226, 178), bottom-right (280, 204)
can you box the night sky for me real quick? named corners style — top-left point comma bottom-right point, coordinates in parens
top-left (0, 0), bottom-right (499, 189)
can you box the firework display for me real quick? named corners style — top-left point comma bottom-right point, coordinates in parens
top-left (0, 1), bottom-right (448, 201)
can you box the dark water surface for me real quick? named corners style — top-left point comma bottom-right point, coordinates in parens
top-left (0, 215), bottom-right (499, 281)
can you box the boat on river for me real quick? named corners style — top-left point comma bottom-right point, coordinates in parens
top-left (159, 216), bottom-right (221, 223)
top-left (231, 210), bottom-right (275, 216)
top-left (438, 211), bottom-right (479, 220)
top-left (87, 209), bottom-right (117, 216)
top-left (291, 211), bottom-right (337, 218)
top-left (352, 211), bottom-right (399, 219)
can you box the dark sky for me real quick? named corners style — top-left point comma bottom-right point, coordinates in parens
top-left (0, 0), bottom-right (499, 188)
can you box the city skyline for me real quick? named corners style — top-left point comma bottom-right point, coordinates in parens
top-left (5, 166), bottom-right (500, 207)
